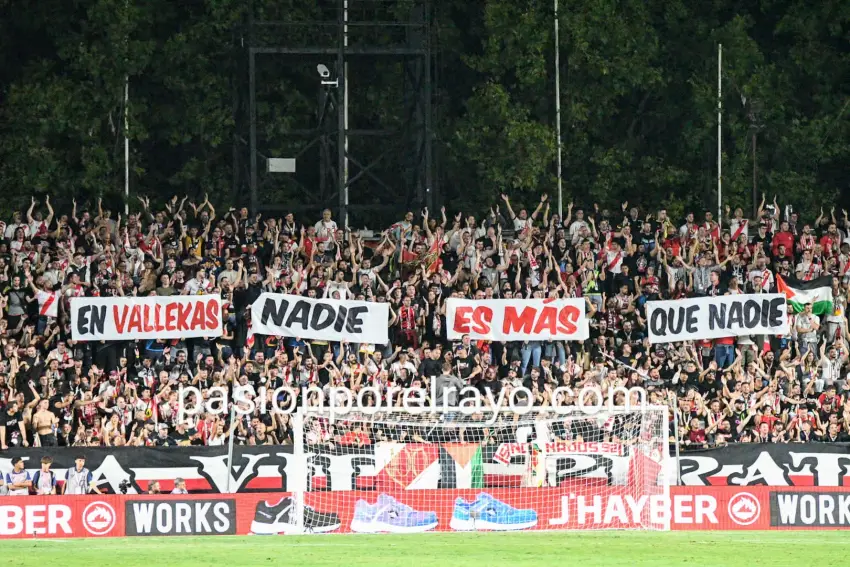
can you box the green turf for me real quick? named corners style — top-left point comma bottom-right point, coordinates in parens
top-left (2, 531), bottom-right (848, 567)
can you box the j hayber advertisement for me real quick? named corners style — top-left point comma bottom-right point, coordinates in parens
top-left (4, 487), bottom-right (850, 538)
top-left (446, 298), bottom-right (589, 341)
top-left (71, 295), bottom-right (223, 341)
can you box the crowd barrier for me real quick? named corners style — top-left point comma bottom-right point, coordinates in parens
top-left (1, 486), bottom-right (849, 538)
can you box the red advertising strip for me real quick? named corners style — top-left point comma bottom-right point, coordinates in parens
top-left (3, 487), bottom-right (850, 538)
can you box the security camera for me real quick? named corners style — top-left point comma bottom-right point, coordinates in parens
top-left (317, 64), bottom-right (330, 79)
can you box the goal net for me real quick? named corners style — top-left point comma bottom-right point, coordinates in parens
top-left (249, 406), bottom-right (670, 535)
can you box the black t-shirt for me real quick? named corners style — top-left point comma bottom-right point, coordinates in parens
top-left (2, 410), bottom-right (23, 445)
top-left (419, 358), bottom-right (441, 380)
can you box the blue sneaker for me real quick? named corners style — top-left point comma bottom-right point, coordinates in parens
top-left (351, 494), bottom-right (438, 533)
top-left (450, 493), bottom-right (537, 531)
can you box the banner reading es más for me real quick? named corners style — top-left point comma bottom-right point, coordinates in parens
top-left (646, 294), bottom-right (788, 344)
top-left (71, 295), bottom-right (223, 341)
top-left (250, 293), bottom-right (389, 344)
top-left (446, 298), bottom-right (588, 341)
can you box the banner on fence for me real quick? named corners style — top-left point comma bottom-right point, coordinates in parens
top-left (5, 486), bottom-right (850, 538)
top-left (250, 293), bottom-right (389, 344)
top-left (70, 295), bottom-right (223, 341)
top-left (646, 293), bottom-right (789, 343)
top-left (446, 298), bottom-right (589, 341)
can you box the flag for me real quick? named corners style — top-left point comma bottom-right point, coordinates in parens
top-left (776, 274), bottom-right (834, 315)
top-left (470, 445), bottom-right (484, 489)
top-left (36, 290), bottom-right (58, 318)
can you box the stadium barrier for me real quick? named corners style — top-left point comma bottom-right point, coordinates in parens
top-left (2, 486), bottom-right (849, 538)
top-left (3, 443), bottom-right (850, 494)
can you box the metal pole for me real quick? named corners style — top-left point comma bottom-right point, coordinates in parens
top-left (673, 396), bottom-right (681, 486)
top-left (717, 44), bottom-right (722, 231)
top-left (337, 0), bottom-right (348, 230)
top-left (124, 78), bottom-right (130, 217)
top-left (249, 49), bottom-right (258, 214)
top-left (225, 402), bottom-right (237, 493)
top-left (554, 0), bottom-right (563, 221)
top-left (123, 0), bottom-right (130, 217)
top-left (752, 132), bottom-right (758, 217)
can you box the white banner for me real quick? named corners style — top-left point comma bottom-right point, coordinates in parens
top-left (250, 293), bottom-right (389, 344)
top-left (71, 295), bottom-right (223, 341)
top-left (446, 298), bottom-right (589, 341)
top-left (646, 293), bottom-right (789, 344)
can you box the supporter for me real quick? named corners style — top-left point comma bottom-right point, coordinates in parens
top-left (0, 193), bottom-right (847, 460)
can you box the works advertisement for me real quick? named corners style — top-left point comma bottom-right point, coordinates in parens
top-left (2, 487), bottom-right (850, 538)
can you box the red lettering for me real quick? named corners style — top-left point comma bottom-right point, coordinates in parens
top-left (142, 305), bottom-right (154, 333)
top-left (154, 304), bottom-right (165, 331)
top-left (503, 306), bottom-right (536, 335)
top-left (532, 306), bottom-right (559, 335)
top-left (113, 306), bottom-right (130, 333)
top-left (453, 306), bottom-right (473, 334)
top-left (190, 301), bottom-right (207, 330)
top-left (205, 299), bottom-right (220, 330)
top-left (471, 307), bottom-right (492, 335)
top-left (165, 303), bottom-right (178, 331)
top-left (557, 305), bottom-right (580, 335)
top-left (127, 305), bottom-right (143, 333)
top-left (176, 303), bottom-right (192, 330)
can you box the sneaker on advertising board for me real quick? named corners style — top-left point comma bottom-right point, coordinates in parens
top-left (250, 497), bottom-right (340, 534)
top-left (350, 494), bottom-right (438, 533)
top-left (450, 493), bottom-right (537, 531)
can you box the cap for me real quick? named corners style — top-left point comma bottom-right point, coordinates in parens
top-left (735, 398), bottom-right (745, 403)
top-left (144, 419), bottom-right (155, 426)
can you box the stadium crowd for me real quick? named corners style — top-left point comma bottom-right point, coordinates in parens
top-left (1, 192), bottom-right (850, 461)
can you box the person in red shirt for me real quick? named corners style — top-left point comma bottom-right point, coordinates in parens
top-left (771, 221), bottom-right (795, 258)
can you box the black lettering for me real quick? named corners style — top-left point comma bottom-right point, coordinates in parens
top-left (285, 300), bottom-right (311, 330)
top-left (760, 299), bottom-right (770, 327)
top-left (260, 298), bottom-right (289, 326)
top-left (727, 301), bottom-right (743, 328)
top-left (650, 309), bottom-right (667, 337)
top-left (345, 306), bottom-right (369, 334)
top-left (78, 305), bottom-right (106, 336)
top-left (743, 300), bottom-right (760, 328)
top-left (685, 305), bottom-right (700, 333)
top-left (334, 306), bottom-right (348, 332)
top-left (769, 297), bottom-right (785, 327)
top-left (77, 305), bottom-right (90, 336)
top-left (668, 307), bottom-right (685, 334)
top-left (708, 304), bottom-right (725, 330)
top-left (310, 303), bottom-right (336, 331)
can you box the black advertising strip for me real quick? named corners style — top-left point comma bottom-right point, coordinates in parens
top-left (125, 499), bottom-right (237, 536)
top-left (769, 492), bottom-right (850, 527)
top-left (678, 443), bottom-right (850, 486)
top-left (4, 442), bottom-right (850, 493)
top-left (1, 446), bottom-right (295, 494)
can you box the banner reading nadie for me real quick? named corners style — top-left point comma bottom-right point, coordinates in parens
top-left (250, 293), bottom-right (389, 344)
top-left (71, 295), bottom-right (223, 341)
top-left (446, 298), bottom-right (588, 341)
top-left (646, 293), bottom-right (789, 343)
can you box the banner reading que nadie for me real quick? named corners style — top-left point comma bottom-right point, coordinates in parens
top-left (646, 293), bottom-right (789, 344)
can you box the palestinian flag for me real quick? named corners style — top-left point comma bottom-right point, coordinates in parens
top-left (776, 274), bottom-right (834, 315)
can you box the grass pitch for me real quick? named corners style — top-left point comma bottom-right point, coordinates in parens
top-left (3, 531), bottom-right (848, 566)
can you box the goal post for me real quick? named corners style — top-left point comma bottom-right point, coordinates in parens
top-left (249, 406), bottom-right (670, 534)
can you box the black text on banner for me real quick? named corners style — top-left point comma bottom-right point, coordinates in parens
top-left (646, 294), bottom-right (789, 343)
top-left (71, 295), bottom-right (223, 341)
top-left (250, 292), bottom-right (389, 344)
